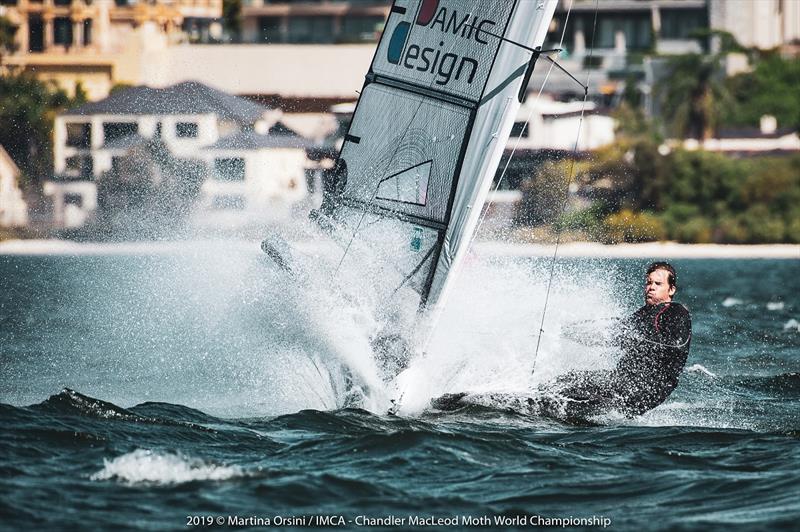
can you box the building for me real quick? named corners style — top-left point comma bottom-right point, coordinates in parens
top-left (679, 115), bottom-right (800, 156)
top-left (0, 0), bottom-right (222, 99)
top-left (150, 44), bottom-right (376, 112)
top-left (509, 98), bottom-right (615, 152)
top-left (196, 122), bottom-right (314, 227)
top-left (47, 80), bottom-right (316, 228)
top-left (0, 145), bottom-right (28, 227)
top-left (710, 0), bottom-right (800, 51)
top-left (240, 0), bottom-right (389, 44)
top-left (4, 0), bottom-right (799, 105)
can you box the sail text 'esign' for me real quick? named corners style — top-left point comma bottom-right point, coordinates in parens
top-left (387, 0), bottom-right (499, 87)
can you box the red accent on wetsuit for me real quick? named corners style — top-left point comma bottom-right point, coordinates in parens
top-left (653, 302), bottom-right (671, 333)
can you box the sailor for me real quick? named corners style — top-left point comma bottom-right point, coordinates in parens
top-left (431, 262), bottom-right (692, 421)
top-left (553, 261), bottom-right (692, 417)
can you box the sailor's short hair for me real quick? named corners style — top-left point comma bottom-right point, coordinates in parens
top-left (647, 261), bottom-right (677, 288)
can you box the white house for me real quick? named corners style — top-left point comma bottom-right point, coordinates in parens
top-left (0, 146), bottom-right (28, 228)
top-left (47, 80), bottom-right (297, 228)
top-left (508, 97), bottom-right (616, 152)
top-left (196, 123), bottom-right (316, 226)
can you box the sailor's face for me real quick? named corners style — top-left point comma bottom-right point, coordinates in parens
top-left (645, 269), bottom-right (675, 306)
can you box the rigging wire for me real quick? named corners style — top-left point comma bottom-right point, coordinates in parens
top-left (467, 0), bottom-right (576, 250)
top-left (531, 0), bottom-right (600, 376)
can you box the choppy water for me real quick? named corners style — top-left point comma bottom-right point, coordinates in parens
top-left (1, 241), bottom-right (799, 530)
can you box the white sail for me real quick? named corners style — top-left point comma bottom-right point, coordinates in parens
top-left (317, 0), bottom-right (558, 315)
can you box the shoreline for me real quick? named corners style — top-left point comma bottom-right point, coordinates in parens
top-left (474, 241), bottom-right (800, 259)
top-left (0, 238), bottom-right (798, 259)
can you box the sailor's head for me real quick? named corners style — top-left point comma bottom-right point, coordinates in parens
top-left (645, 261), bottom-right (677, 306)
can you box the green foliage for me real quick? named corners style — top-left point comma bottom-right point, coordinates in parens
top-left (0, 16), bottom-right (17, 55)
top-left (0, 72), bottom-right (80, 189)
top-left (786, 212), bottom-right (800, 244)
top-left (95, 139), bottom-right (206, 239)
top-left (514, 160), bottom-right (570, 226)
top-left (554, 203), bottom-right (607, 240)
top-left (740, 205), bottom-right (786, 243)
top-left (689, 29), bottom-right (746, 54)
top-left (222, 0), bottom-right (242, 41)
top-left (657, 54), bottom-right (732, 139)
top-left (662, 149), bottom-right (743, 213)
top-left (722, 54), bottom-right (800, 129)
top-left (109, 83), bottom-right (134, 95)
top-left (602, 209), bottom-right (666, 243)
top-left (513, 44), bottom-right (799, 245)
top-left (517, 145), bottom-right (799, 244)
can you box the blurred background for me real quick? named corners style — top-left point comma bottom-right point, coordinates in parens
top-left (0, 0), bottom-right (798, 244)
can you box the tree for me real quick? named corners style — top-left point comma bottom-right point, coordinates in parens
top-left (723, 53), bottom-right (800, 130)
top-left (657, 53), bottom-right (733, 139)
top-left (0, 16), bottom-right (16, 59)
top-left (222, 0), bottom-right (242, 42)
top-left (514, 160), bottom-right (571, 226)
top-left (0, 73), bottom-right (79, 189)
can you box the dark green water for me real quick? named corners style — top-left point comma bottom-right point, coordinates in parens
top-left (1, 244), bottom-right (798, 530)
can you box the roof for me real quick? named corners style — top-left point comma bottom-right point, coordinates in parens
top-left (716, 126), bottom-right (797, 139)
top-left (207, 129), bottom-right (316, 151)
top-left (62, 81), bottom-right (268, 124)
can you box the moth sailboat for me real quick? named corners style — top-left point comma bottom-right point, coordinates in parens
top-left (264, 0), bottom-right (559, 377)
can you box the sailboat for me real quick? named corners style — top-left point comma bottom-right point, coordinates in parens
top-left (263, 0), bottom-right (559, 392)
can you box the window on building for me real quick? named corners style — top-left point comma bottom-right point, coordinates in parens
top-left (64, 193), bottom-right (84, 208)
top-left (510, 122), bottom-right (529, 138)
top-left (0, 0), bottom-right (19, 6)
top-left (660, 9), bottom-right (708, 40)
top-left (103, 122), bottom-right (138, 143)
top-left (214, 158), bottom-right (246, 181)
top-left (288, 16), bottom-right (334, 44)
top-left (54, 0), bottom-right (70, 5)
top-left (175, 122), bottom-right (199, 138)
top-left (65, 155), bottom-right (94, 179)
top-left (340, 16), bottom-right (384, 43)
top-left (212, 195), bottom-right (246, 209)
top-left (66, 123), bottom-right (92, 148)
top-left (83, 19), bottom-right (92, 46)
top-left (28, 15), bottom-right (44, 52)
top-left (53, 17), bottom-right (73, 46)
top-left (259, 16), bottom-right (283, 43)
top-left (589, 13), bottom-right (651, 51)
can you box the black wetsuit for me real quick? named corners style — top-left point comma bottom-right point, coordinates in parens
top-left (554, 302), bottom-right (692, 417)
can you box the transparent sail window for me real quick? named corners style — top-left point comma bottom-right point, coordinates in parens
top-left (376, 160), bottom-right (432, 206)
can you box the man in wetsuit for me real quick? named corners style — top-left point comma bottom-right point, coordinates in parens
top-left (431, 262), bottom-right (692, 420)
top-left (553, 261), bottom-right (692, 417)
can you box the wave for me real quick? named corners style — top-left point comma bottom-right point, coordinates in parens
top-left (29, 388), bottom-right (225, 432)
top-left (722, 297), bottom-right (743, 307)
top-left (726, 372), bottom-right (800, 396)
top-left (90, 449), bottom-right (245, 485)
top-left (4, 376), bottom-right (798, 444)
top-left (784, 319), bottom-right (800, 332)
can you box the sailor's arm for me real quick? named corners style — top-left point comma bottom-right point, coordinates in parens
top-left (561, 318), bottom-right (622, 347)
